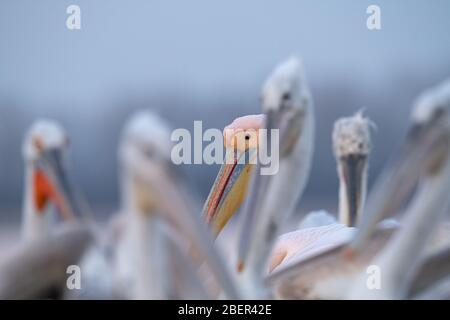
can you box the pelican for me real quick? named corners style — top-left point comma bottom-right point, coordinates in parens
top-left (0, 120), bottom-right (94, 299)
top-left (61, 110), bottom-right (246, 300)
top-left (332, 112), bottom-right (373, 226)
top-left (267, 78), bottom-right (450, 299)
top-left (63, 111), bottom-right (228, 299)
top-left (235, 57), bottom-right (314, 298)
top-left (299, 112), bottom-right (373, 228)
top-left (21, 120), bottom-right (80, 242)
top-left (110, 110), bottom-right (239, 299)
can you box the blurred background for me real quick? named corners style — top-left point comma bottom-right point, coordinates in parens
top-left (1, 0), bottom-right (449, 225)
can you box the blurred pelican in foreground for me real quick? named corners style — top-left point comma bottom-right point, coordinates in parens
top-left (21, 120), bottom-right (79, 242)
top-left (347, 78), bottom-right (450, 299)
top-left (236, 57), bottom-right (314, 297)
top-left (0, 224), bottom-right (93, 299)
top-left (111, 111), bottom-right (239, 299)
top-left (267, 79), bottom-right (450, 299)
top-left (50, 111), bottom-right (221, 299)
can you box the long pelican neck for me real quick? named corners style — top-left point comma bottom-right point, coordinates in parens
top-left (132, 213), bottom-right (169, 299)
top-left (120, 168), bottom-right (139, 214)
top-left (121, 169), bottom-right (168, 299)
top-left (22, 163), bottom-right (55, 242)
top-left (337, 160), bottom-right (368, 226)
top-left (375, 149), bottom-right (450, 298)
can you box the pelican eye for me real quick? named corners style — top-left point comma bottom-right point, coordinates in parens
top-left (282, 92), bottom-right (291, 101)
top-left (33, 137), bottom-right (45, 153)
top-left (245, 134), bottom-right (251, 140)
top-left (143, 146), bottom-right (154, 158)
top-left (432, 106), bottom-right (446, 121)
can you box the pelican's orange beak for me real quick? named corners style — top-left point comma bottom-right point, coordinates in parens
top-left (33, 169), bottom-right (74, 221)
top-left (203, 149), bottom-right (255, 237)
top-left (31, 140), bottom-right (81, 221)
top-left (202, 127), bottom-right (259, 238)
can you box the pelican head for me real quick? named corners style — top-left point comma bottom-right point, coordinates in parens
top-left (22, 120), bottom-right (77, 221)
top-left (232, 56), bottom-right (314, 278)
top-left (352, 79), bottom-right (450, 251)
top-left (333, 112), bottom-right (373, 226)
top-left (411, 79), bottom-right (450, 125)
top-left (408, 79), bottom-right (450, 178)
top-left (119, 110), bottom-right (175, 215)
top-left (262, 56), bottom-right (307, 111)
top-left (202, 114), bottom-right (264, 236)
top-left (261, 56), bottom-right (312, 156)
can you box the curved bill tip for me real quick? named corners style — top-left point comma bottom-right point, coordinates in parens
top-left (341, 247), bottom-right (357, 261)
top-left (37, 149), bottom-right (80, 221)
top-left (202, 149), bottom-right (255, 237)
top-left (237, 260), bottom-right (245, 273)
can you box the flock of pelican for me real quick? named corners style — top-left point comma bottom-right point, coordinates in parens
top-left (1, 56), bottom-right (450, 300)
